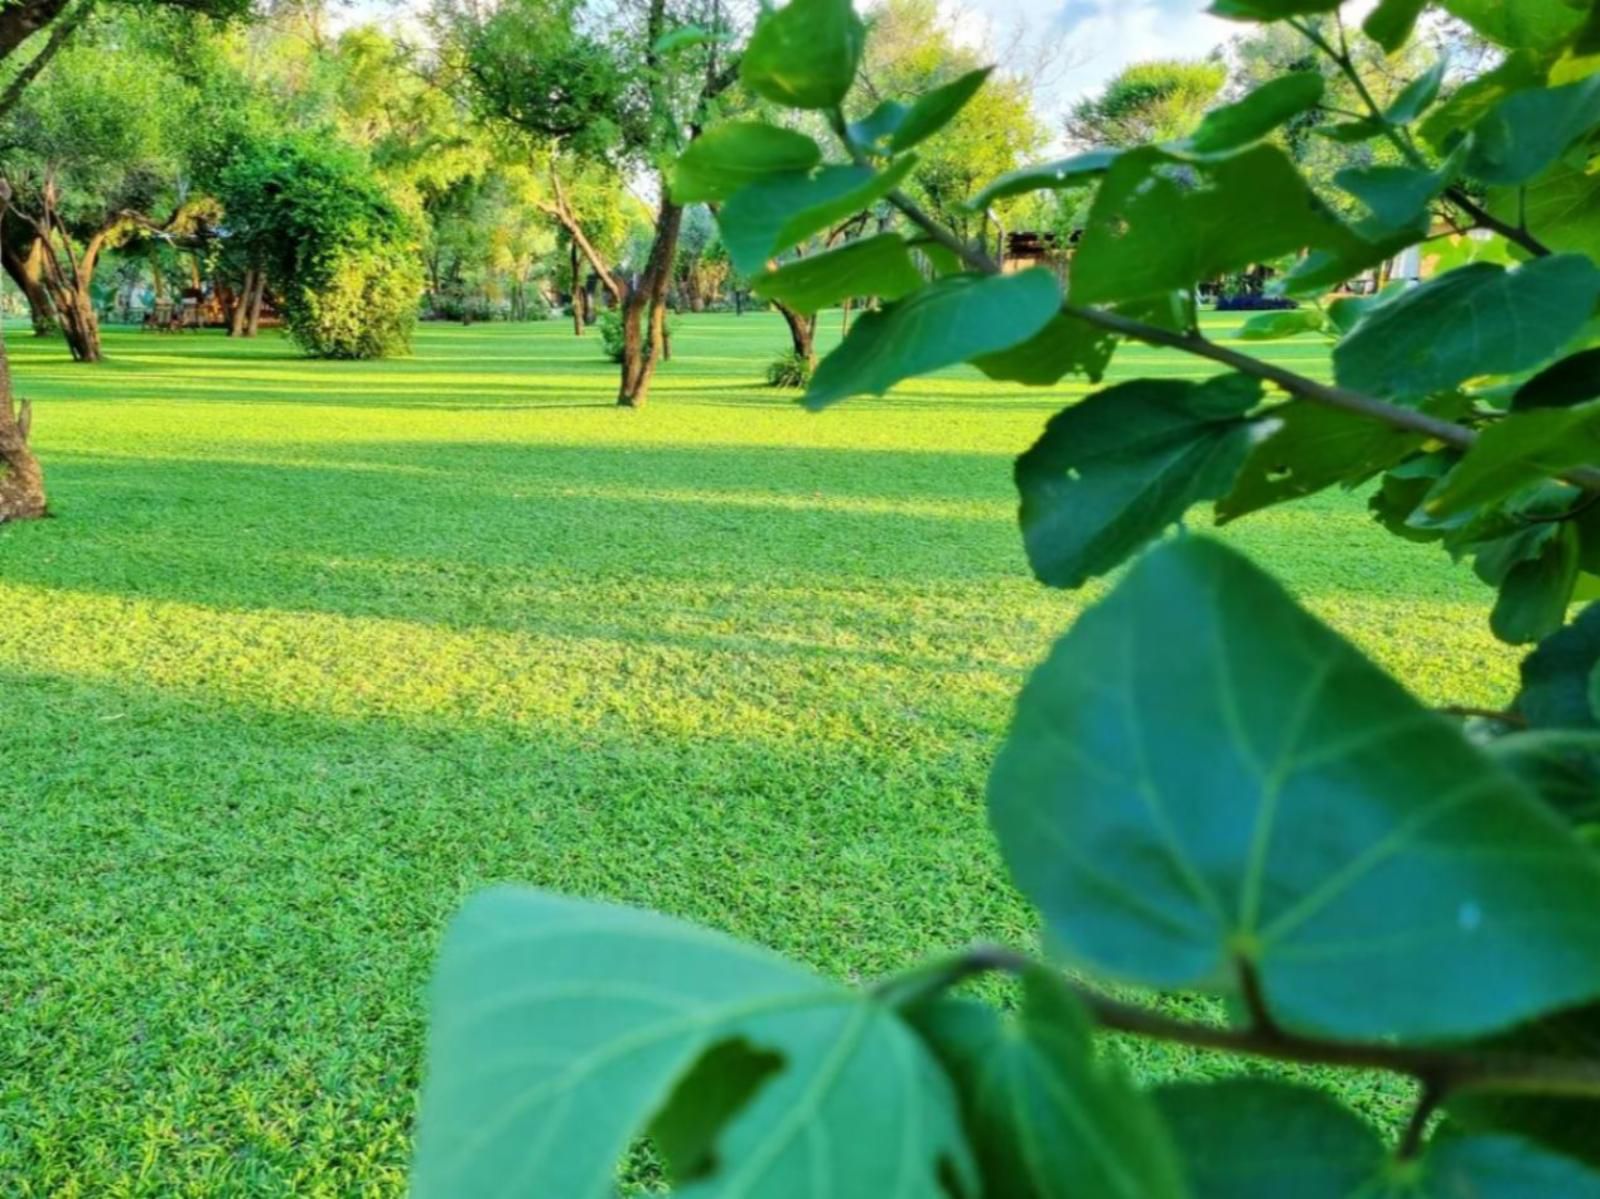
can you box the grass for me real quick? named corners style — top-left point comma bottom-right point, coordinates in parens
top-left (0, 311), bottom-right (1516, 1195)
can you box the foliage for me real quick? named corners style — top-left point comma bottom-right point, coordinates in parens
top-left (218, 135), bottom-right (421, 358)
top-left (763, 348), bottom-right (812, 388)
top-left (411, 0), bottom-right (1600, 1194)
top-left (1064, 58), bottom-right (1228, 148)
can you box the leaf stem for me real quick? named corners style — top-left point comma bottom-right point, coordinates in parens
top-left (939, 945), bottom-right (1600, 1102)
top-left (870, 159), bottom-right (1600, 491)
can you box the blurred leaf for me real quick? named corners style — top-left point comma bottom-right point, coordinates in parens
top-left (973, 310), bottom-right (1117, 386)
top-left (969, 148), bottom-right (1119, 210)
top-left (1486, 730), bottom-right (1600, 822)
top-left (1514, 348), bottom-right (1600, 412)
top-left (741, 0), bottom-right (865, 110)
top-left (1217, 400), bottom-right (1424, 522)
top-left (1429, 401), bottom-right (1600, 515)
top-left (751, 234), bottom-right (924, 314)
top-left (805, 268), bottom-right (1061, 408)
top-left (671, 123), bottom-right (821, 205)
top-left (1237, 308), bottom-right (1325, 340)
top-left (1210, 0), bottom-right (1341, 20)
top-left (1364, 0), bottom-right (1430, 52)
top-left (1015, 374), bottom-right (1264, 588)
top-left (652, 25), bottom-right (733, 53)
top-left (1178, 72), bottom-right (1324, 155)
top-left (1491, 522), bottom-right (1582, 644)
top-left (1518, 602), bottom-right (1600, 727)
top-left (1420, 51), bottom-right (1547, 150)
top-left (1334, 256), bottom-right (1600, 400)
top-left (910, 968), bottom-right (1187, 1199)
top-left (1467, 75), bottom-right (1600, 184)
top-left (719, 157), bottom-right (916, 276)
top-left (847, 99), bottom-right (908, 149)
top-left (1071, 145), bottom-right (1372, 305)
top-left (1442, 0), bottom-right (1588, 49)
top-left (1414, 1134), bottom-right (1600, 1195)
top-left (412, 888), bottom-right (973, 1199)
top-left (1386, 57), bottom-right (1449, 124)
top-left (989, 536), bottom-right (1600, 1039)
top-left (1157, 1080), bottom-right (1384, 1199)
top-left (889, 67), bottom-right (992, 153)
top-left (1493, 159), bottom-right (1600, 263)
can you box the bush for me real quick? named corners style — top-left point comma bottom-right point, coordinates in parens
top-left (765, 350), bottom-right (813, 388)
top-left (218, 136), bottom-right (421, 359)
top-left (597, 309), bottom-right (625, 362)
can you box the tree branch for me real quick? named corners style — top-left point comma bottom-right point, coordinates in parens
top-left (0, 0), bottom-right (88, 121)
top-left (934, 945), bottom-right (1600, 1102)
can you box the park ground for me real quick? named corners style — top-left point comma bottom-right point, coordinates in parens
top-left (0, 312), bottom-right (1515, 1194)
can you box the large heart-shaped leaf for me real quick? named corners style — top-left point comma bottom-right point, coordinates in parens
top-left (1334, 256), bottom-right (1600, 401)
top-left (1467, 74), bottom-right (1600, 185)
top-left (1015, 374), bottom-right (1264, 588)
top-left (805, 268), bottom-right (1061, 408)
top-left (989, 536), bottom-right (1600, 1040)
top-left (740, 0), bottom-right (864, 110)
top-left (412, 888), bottom-right (973, 1198)
top-left (910, 967), bottom-right (1187, 1199)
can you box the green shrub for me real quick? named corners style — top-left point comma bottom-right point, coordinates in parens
top-left (596, 308), bottom-right (624, 362)
top-left (218, 136), bottom-right (421, 360)
top-left (764, 349), bottom-right (813, 388)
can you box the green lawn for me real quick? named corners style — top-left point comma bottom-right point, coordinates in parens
top-left (0, 313), bottom-right (1513, 1195)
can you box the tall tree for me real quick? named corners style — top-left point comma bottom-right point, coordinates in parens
top-left (451, 0), bottom-right (745, 406)
top-left (1064, 57), bottom-right (1227, 148)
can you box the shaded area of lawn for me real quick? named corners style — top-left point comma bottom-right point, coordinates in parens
top-left (0, 315), bottom-right (1508, 1194)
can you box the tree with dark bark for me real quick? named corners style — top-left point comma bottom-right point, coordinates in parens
top-left (451, 0), bottom-right (747, 406)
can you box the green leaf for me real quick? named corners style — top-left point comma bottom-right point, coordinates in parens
top-left (1364, 0), bottom-right (1430, 52)
top-left (1160, 1078), bottom-right (1600, 1197)
top-left (1216, 400), bottom-right (1424, 522)
top-left (740, 0), bottom-right (865, 110)
top-left (888, 67), bottom-right (992, 153)
top-left (1409, 1134), bottom-right (1600, 1195)
top-left (1491, 521), bottom-right (1582, 644)
top-left (1070, 145), bottom-right (1373, 305)
top-left (1156, 1080), bottom-right (1385, 1199)
top-left (1333, 255), bottom-right (1600, 400)
top-left (1236, 308), bottom-right (1325, 340)
top-left (968, 149), bottom-right (1119, 210)
top-left (1178, 72), bottom-right (1325, 155)
top-left (847, 99), bottom-right (908, 149)
top-left (719, 157), bottom-right (917, 276)
top-left (412, 887), bottom-right (973, 1199)
top-left (751, 234), bottom-right (924, 314)
top-left (1515, 348), bottom-right (1600, 412)
top-left (1385, 57), bottom-right (1448, 124)
top-left (1420, 50), bottom-right (1547, 151)
top-left (1486, 730), bottom-right (1600, 822)
top-left (1517, 602), bottom-right (1600, 728)
top-left (1442, 0), bottom-right (1588, 49)
top-left (1210, 0), bottom-right (1342, 20)
top-left (1014, 375), bottom-right (1264, 589)
top-left (988, 536), bottom-right (1600, 1040)
top-left (1494, 159), bottom-right (1600, 263)
top-left (910, 968), bottom-right (1187, 1199)
top-left (671, 123), bottom-right (822, 205)
top-left (804, 269), bottom-right (1061, 408)
top-left (1467, 74), bottom-right (1600, 185)
top-left (652, 25), bottom-right (733, 53)
top-left (1428, 401), bottom-right (1600, 516)
top-left (1315, 117), bottom-right (1388, 143)
top-left (1448, 1004), bottom-right (1600, 1174)
top-left (972, 311), bottom-right (1117, 387)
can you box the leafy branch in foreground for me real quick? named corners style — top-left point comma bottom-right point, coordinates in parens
top-left (411, 0), bottom-right (1600, 1193)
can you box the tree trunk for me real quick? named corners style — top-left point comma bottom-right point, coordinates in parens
top-left (2, 236), bottom-right (55, 336)
top-left (776, 300), bottom-right (816, 365)
top-left (228, 268), bottom-right (254, 337)
top-left (0, 324), bottom-right (45, 522)
top-left (570, 241), bottom-right (585, 336)
top-left (616, 192), bottom-right (683, 409)
top-left (52, 282), bottom-right (100, 362)
top-left (245, 273), bottom-right (265, 336)
top-left (841, 296), bottom-right (853, 338)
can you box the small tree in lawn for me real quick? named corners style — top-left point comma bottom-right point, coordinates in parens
top-left (452, 0), bottom-right (747, 407)
top-left (217, 135), bottom-right (423, 360)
